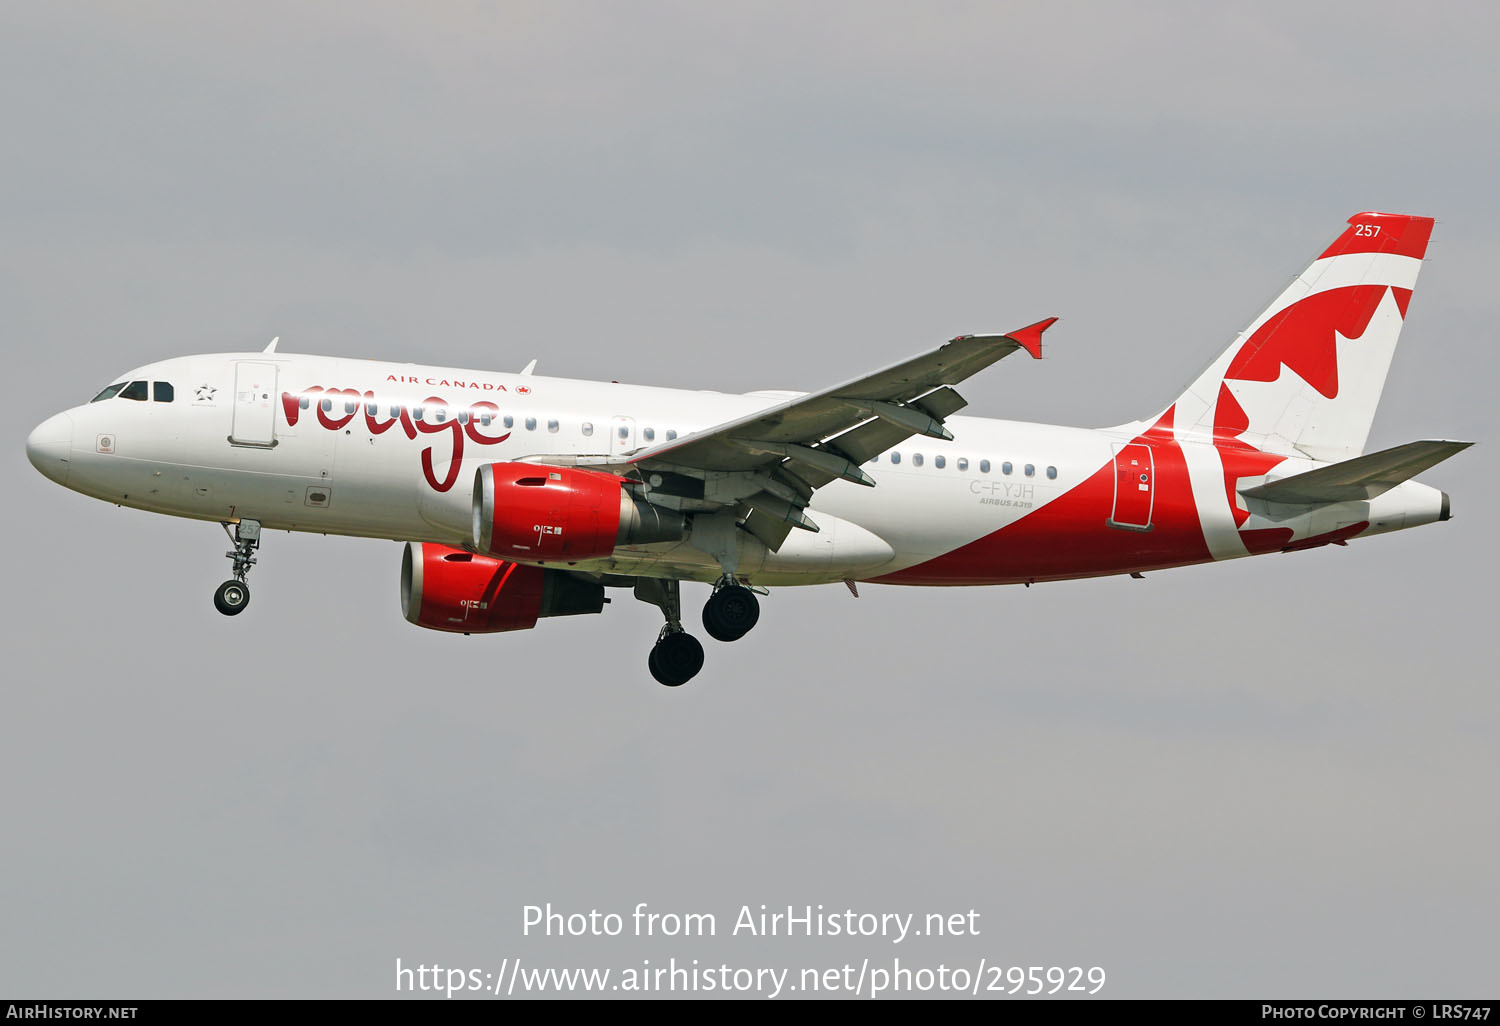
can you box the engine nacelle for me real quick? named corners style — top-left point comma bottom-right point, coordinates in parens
top-left (400, 542), bottom-right (605, 634)
top-left (472, 463), bottom-right (685, 561)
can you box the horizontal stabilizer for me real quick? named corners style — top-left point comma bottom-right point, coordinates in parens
top-left (1240, 440), bottom-right (1473, 504)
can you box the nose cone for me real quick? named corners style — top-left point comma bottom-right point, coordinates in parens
top-left (26, 411), bottom-right (73, 485)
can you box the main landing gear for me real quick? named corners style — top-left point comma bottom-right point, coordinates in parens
top-left (635, 578), bottom-right (704, 687)
top-left (214, 519), bottom-right (260, 617)
top-left (634, 576), bottom-right (765, 687)
top-left (649, 629), bottom-right (705, 688)
top-left (702, 576), bottom-right (760, 642)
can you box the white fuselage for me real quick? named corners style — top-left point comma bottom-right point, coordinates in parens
top-left (29, 351), bottom-right (1447, 588)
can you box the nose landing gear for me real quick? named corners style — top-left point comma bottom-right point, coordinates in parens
top-left (213, 578), bottom-right (250, 616)
top-left (214, 519), bottom-right (260, 616)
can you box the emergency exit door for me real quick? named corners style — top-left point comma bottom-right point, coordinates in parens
top-left (230, 361), bottom-right (278, 447)
top-left (1107, 443), bottom-right (1154, 531)
top-left (611, 416), bottom-right (636, 454)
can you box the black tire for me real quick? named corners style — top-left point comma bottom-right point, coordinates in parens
top-left (650, 632), bottom-right (704, 686)
top-left (214, 579), bottom-right (250, 616)
top-left (702, 585), bottom-right (760, 642)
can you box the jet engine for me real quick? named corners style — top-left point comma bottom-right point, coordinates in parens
top-left (471, 463), bottom-right (685, 562)
top-left (400, 542), bottom-right (605, 634)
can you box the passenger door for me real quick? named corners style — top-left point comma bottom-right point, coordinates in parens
top-left (230, 361), bottom-right (278, 447)
top-left (1107, 443), bottom-right (1154, 531)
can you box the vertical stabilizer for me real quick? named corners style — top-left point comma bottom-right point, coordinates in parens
top-left (1167, 212), bottom-right (1434, 462)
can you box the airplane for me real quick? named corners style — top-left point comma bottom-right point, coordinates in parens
top-left (25, 211), bottom-right (1471, 687)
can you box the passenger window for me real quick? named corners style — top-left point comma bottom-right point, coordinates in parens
top-left (320, 398), bottom-right (333, 414)
top-left (413, 406), bottom-right (425, 421)
top-left (643, 427), bottom-right (656, 442)
top-left (581, 421), bottom-right (593, 436)
top-left (390, 404), bottom-right (403, 419)
top-left (120, 380), bottom-right (148, 401)
top-left (432, 407), bottom-right (448, 424)
top-left (1024, 464), bottom-right (1035, 477)
top-left (344, 399), bottom-right (359, 416)
top-left (891, 452), bottom-right (901, 465)
top-left (365, 401), bottom-right (379, 417)
top-left (502, 415), bottom-right (514, 429)
top-left (547, 419), bottom-right (559, 433)
top-left (618, 425), bottom-right (630, 440)
top-left (912, 453), bottom-right (924, 467)
top-left (1002, 461), bottom-right (1013, 475)
top-left (525, 417), bottom-right (536, 431)
top-left (934, 455), bottom-right (945, 469)
top-left (666, 430), bottom-right (678, 440)
top-left (300, 396), bottom-right (311, 410)
top-left (957, 457), bottom-right (968, 471)
top-left (91, 383), bottom-right (127, 403)
top-left (479, 411), bottom-right (492, 427)
top-left (153, 382), bottom-right (174, 403)
top-left (979, 459), bottom-right (990, 473)
top-left (457, 410), bottom-right (470, 425)
top-left (1046, 465), bottom-right (1057, 480)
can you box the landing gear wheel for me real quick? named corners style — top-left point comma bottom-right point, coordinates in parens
top-left (650, 632), bottom-right (704, 687)
top-left (215, 519), bottom-right (261, 619)
top-left (702, 585), bottom-right (760, 642)
top-left (214, 579), bottom-right (250, 616)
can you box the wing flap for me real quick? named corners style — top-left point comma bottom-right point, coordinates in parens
top-left (910, 385), bottom-right (969, 421)
top-left (738, 507), bottom-right (797, 550)
top-left (788, 419), bottom-right (914, 490)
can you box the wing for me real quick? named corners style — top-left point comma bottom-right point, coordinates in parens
top-left (573, 318), bottom-right (1056, 550)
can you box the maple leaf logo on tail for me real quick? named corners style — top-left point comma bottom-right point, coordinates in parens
top-left (1171, 211), bottom-right (1434, 464)
top-left (1106, 212), bottom-right (1436, 559)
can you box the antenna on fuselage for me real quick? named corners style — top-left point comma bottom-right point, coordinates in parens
top-left (519, 359), bottom-right (537, 375)
top-left (263, 336), bottom-right (280, 354)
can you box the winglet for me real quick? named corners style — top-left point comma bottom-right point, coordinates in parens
top-left (1004, 317), bottom-right (1057, 359)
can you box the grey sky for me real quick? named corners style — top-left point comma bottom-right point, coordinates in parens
top-left (3, 1), bottom-right (1495, 998)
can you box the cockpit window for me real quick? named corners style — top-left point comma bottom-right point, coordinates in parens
top-left (153, 382), bottom-right (174, 403)
top-left (119, 380), bottom-right (149, 401)
top-left (91, 382), bottom-right (127, 403)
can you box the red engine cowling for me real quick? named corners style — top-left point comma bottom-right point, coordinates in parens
top-left (471, 462), bottom-right (685, 562)
top-left (400, 542), bottom-right (605, 634)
